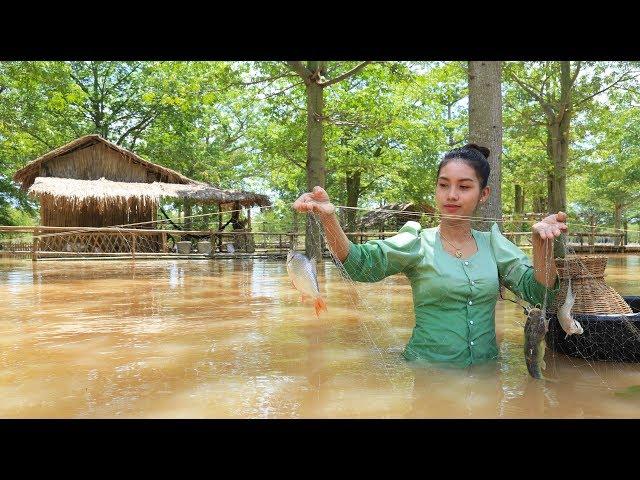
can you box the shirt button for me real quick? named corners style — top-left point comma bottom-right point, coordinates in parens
top-left (470, 341), bottom-right (475, 346)
top-left (468, 300), bottom-right (473, 305)
top-left (464, 261), bottom-right (469, 266)
top-left (471, 281), bottom-right (476, 286)
top-left (470, 320), bottom-right (474, 325)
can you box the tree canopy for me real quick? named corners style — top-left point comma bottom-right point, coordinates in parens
top-left (1, 60), bottom-right (638, 234)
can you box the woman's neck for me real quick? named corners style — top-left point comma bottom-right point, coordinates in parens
top-left (438, 219), bottom-right (472, 242)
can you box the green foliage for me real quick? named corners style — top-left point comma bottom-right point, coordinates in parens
top-left (1, 59), bottom-right (640, 234)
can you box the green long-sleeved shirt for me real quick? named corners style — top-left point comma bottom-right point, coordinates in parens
top-left (342, 221), bottom-right (560, 367)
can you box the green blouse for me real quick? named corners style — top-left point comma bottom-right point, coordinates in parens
top-left (342, 221), bottom-right (560, 367)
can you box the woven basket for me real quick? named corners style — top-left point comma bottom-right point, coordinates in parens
top-left (548, 255), bottom-right (632, 315)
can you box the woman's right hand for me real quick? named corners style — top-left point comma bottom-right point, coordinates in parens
top-left (292, 186), bottom-right (336, 217)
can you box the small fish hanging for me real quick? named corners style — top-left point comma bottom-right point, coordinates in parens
top-left (286, 251), bottom-right (327, 317)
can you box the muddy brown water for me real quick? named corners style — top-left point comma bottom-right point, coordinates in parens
top-left (0, 254), bottom-right (639, 418)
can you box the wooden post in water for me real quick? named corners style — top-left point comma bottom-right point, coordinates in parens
top-left (161, 232), bottom-right (167, 253)
top-left (31, 230), bottom-right (39, 262)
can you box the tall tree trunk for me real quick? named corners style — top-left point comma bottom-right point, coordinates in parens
top-left (345, 170), bottom-right (361, 233)
top-left (614, 202), bottom-right (623, 247)
top-left (446, 103), bottom-right (454, 146)
top-left (514, 185), bottom-right (524, 214)
top-left (549, 120), bottom-right (569, 213)
top-left (305, 71), bottom-right (326, 261)
top-left (550, 61), bottom-right (573, 258)
top-left (546, 171), bottom-right (554, 211)
top-left (184, 200), bottom-right (193, 230)
top-left (468, 61), bottom-right (503, 231)
top-left (287, 60), bottom-right (371, 260)
top-left (514, 184), bottom-right (525, 245)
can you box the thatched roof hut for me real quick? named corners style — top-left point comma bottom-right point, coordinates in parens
top-left (13, 134), bottom-right (270, 228)
top-left (360, 202), bottom-right (436, 231)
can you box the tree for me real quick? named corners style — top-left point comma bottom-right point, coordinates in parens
top-left (505, 61), bottom-right (638, 213)
top-left (572, 98), bottom-right (640, 245)
top-left (505, 61), bottom-right (638, 255)
top-left (285, 61), bottom-right (372, 260)
top-left (468, 61), bottom-right (503, 231)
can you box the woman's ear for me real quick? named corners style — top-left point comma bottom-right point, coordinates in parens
top-left (480, 186), bottom-right (491, 203)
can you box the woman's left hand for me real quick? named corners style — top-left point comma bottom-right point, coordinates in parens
top-left (532, 211), bottom-right (568, 240)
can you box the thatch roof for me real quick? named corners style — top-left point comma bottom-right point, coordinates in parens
top-left (360, 202), bottom-right (435, 229)
top-left (13, 134), bottom-right (194, 190)
top-left (29, 177), bottom-right (272, 208)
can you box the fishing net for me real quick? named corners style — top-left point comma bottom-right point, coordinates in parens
top-left (298, 203), bottom-right (640, 401)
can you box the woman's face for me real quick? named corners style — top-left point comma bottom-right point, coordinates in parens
top-left (435, 160), bottom-right (490, 220)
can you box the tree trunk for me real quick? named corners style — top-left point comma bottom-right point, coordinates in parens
top-left (549, 62), bottom-right (574, 258)
top-left (549, 121), bottom-right (569, 214)
top-left (514, 185), bottom-right (524, 214)
top-left (546, 171), bottom-right (554, 211)
top-left (614, 203), bottom-right (623, 247)
top-left (514, 185), bottom-right (524, 245)
top-left (468, 61), bottom-right (502, 231)
top-left (345, 170), bottom-right (361, 233)
top-left (184, 200), bottom-right (192, 230)
top-left (533, 196), bottom-right (546, 213)
top-left (287, 60), bottom-right (371, 261)
top-left (305, 70), bottom-right (326, 262)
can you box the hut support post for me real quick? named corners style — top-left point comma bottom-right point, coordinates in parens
top-left (589, 215), bottom-right (595, 254)
top-left (161, 232), bottom-right (167, 253)
top-left (31, 230), bottom-right (39, 262)
top-left (131, 233), bottom-right (136, 259)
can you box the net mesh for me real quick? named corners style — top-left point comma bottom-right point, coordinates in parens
top-left (301, 202), bottom-right (640, 395)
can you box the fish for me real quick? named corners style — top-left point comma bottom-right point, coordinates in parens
top-left (557, 278), bottom-right (584, 338)
top-left (524, 307), bottom-right (548, 379)
top-left (286, 251), bottom-right (327, 317)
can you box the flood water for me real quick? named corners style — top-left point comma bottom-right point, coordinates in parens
top-left (1, 254), bottom-right (639, 418)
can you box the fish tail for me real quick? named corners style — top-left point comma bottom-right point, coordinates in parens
top-left (314, 296), bottom-right (327, 317)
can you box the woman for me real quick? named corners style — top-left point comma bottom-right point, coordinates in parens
top-left (292, 144), bottom-right (566, 367)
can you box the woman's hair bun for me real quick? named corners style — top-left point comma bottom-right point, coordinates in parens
top-left (463, 143), bottom-right (490, 159)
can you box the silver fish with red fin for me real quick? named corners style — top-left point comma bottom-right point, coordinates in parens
top-left (286, 251), bottom-right (327, 317)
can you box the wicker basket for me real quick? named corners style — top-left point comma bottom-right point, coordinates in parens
top-left (548, 255), bottom-right (632, 315)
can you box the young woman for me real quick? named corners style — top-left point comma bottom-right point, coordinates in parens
top-left (292, 144), bottom-right (566, 367)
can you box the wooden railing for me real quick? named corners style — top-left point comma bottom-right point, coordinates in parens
top-left (0, 225), bottom-right (634, 260)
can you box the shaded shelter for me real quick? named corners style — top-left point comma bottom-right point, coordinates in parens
top-left (359, 202), bottom-right (436, 231)
top-left (12, 134), bottom-right (270, 253)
